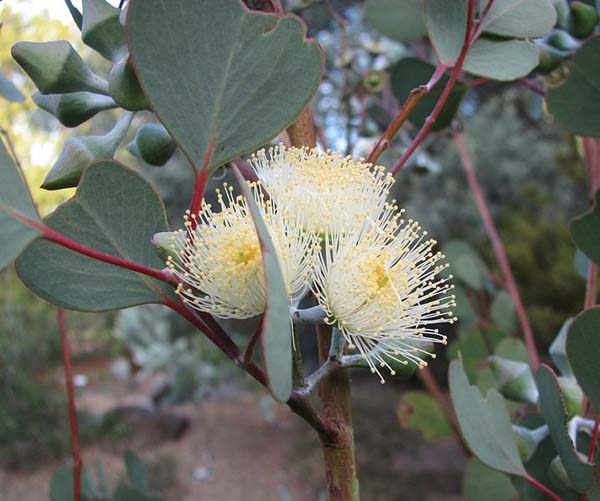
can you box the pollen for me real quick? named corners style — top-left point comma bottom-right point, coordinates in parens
top-left (249, 145), bottom-right (394, 235)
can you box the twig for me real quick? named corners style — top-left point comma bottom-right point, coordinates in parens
top-left (417, 367), bottom-right (469, 454)
top-left (453, 129), bottom-right (540, 368)
top-left (390, 0), bottom-right (476, 176)
top-left (58, 309), bottom-right (81, 501)
top-left (367, 65), bottom-right (446, 164)
top-left (588, 415), bottom-right (600, 462)
top-left (243, 317), bottom-right (264, 363)
top-left (518, 78), bottom-right (545, 96)
top-left (298, 358), bottom-right (340, 396)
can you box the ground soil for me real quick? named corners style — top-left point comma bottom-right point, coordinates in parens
top-left (0, 369), bottom-right (466, 501)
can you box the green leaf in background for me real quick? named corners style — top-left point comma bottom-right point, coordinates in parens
top-left (489, 355), bottom-right (538, 404)
top-left (0, 73), bottom-right (25, 102)
top-left (364, 0), bottom-right (427, 42)
top-left (12, 41), bottom-right (109, 95)
top-left (547, 36), bottom-right (600, 137)
top-left (463, 38), bottom-right (539, 81)
top-left (42, 111), bottom-right (134, 190)
top-left (442, 240), bottom-right (488, 290)
top-left (535, 365), bottom-right (595, 493)
top-left (463, 458), bottom-right (518, 501)
top-left (233, 169), bottom-right (292, 403)
top-left (447, 326), bottom-right (505, 380)
top-left (494, 338), bottom-right (530, 364)
top-left (390, 58), bottom-right (467, 131)
top-left (571, 191), bottom-right (600, 265)
top-left (49, 466), bottom-right (99, 501)
top-left (549, 318), bottom-right (574, 378)
top-left (127, 0), bottom-right (323, 174)
top-left (127, 123), bottom-right (176, 167)
top-left (33, 91), bottom-right (118, 128)
top-left (450, 358), bottom-right (527, 476)
top-left (566, 307), bottom-right (600, 411)
top-left (0, 140), bottom-right (42, 272)
top-left (453, 286), bottom-right (478, 338)
top-left (397, 390), bottom-right (452, 440)
top-left (17, 160), bottom-right (173, 311)
top-left (425, 0), bottom-right (468, 65)
top-left (491, 290), bottom-right (517, 334)
top-left (124, 450), bottom-right (150, 492)
top-left (81, 0), bottom-right (127, 61)
top-left (479, 0), bottom-right (557, 38)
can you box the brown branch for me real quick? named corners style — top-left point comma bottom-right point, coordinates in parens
top-left (453, 129), bottom-right (540, 369)
top-left (58, 309), bottom-right (82, 501)
top-left (391, 0), bottom-right (476, 176)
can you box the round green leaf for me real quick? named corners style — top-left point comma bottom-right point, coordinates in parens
top-left (17, 160), bottom-right (173, 311)
top-left (365, 0), bottom-right (427, 42)
top-left (479, 0), bottom-right (557, 38)
top-left (442, 240), bottom-right (488, 290)
top-left (127, 0), bottom-right (323, 174)
top-left (397, 390), bottom-right (452, 440)
top-left (425, 0), bottom-right (468, 65)
top-left (463, 458), bottom-right (518, 501)
top-left (390, 58), bottom-right (466, 131)
top-left (547, 36), bottom-right (600, 137)
top-left (463, 38), bottom-right (539, 81)
top-left (566, 307), bottom-right (600, 412)
top-left (491, 290), bottom-right (517, 334)
top-left (571, 191), bottom-right (600, 264)
top-left (0, 140), bottom-right (42, 272)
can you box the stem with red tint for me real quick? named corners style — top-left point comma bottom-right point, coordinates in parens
top-left (518, 78), bottom-right (546, 96)
top-left (188, 142), bottom-right (216, 222)
top-left (58, 309), bottom-right (82, 501)
top-left (8, 210), bottom-right (177, 286)
top-left (589, 415), bottom-right (600, 462)
top-left (243, 318), bottom-right (264, 363)
top-left (367, 63), bottom-right (446, 165)
top-left (583, 138), bottom-right (599, 311)
top-left (524, 475), bottom-right (562, 501)
top-left (453, 129), bottom-right (540, 369)
top-left (390, 0), bottom-right (475, 176)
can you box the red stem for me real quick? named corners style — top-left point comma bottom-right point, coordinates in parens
top-left (188, 142), bottom-right (216, 225)
top-left (524, 475), bottom-right (562, 501)
top-left (58, 309), bottom-right (81, 501)
top-left (453, 129), bottom-right (540, 369)
top-left (366, 63), bottom-right (447, 165)
top-left (390, 0), bottom-right (476, 176)
top-left (8, 210), bottom-right (176, 286)
top-left (243, 317), bottom-right (264, 363)
top-left (518, 78), bottom-right (546, 96)
top-left (583, 138), bottom-right (599, 311)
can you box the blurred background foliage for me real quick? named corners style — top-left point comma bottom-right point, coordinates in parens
top-left (0, 0), bottom-right (596, 498)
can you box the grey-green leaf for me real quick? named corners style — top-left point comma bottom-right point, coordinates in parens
top-left (547, 36), bottom-right (600, 137)
top-left (479, 0), bottom-right (557, 38)
top-left (549, 317), bottom-right (575, 378)
top-left (442, 240), bottom-right (488, 290)
top-left (127, 0), bottom-right (323, 173)
top-left (425, 0), bottom-right (468, 65)
top-left (566, 307), bottom-right (600, 411)
top-left (33, 91), bottom-right (117, 127)
top-left (82, 0), bottom-right (127, 61)
top-left (43, 111), bottom-right (134, 190)
top-left (17, 160), bottom-right (173, 311)
top-left (124, 450), bottom-right (150, 492)
top-left (12, 40), bottom-right (110, 95)
top-left (233, 168), bottom-right (292, 403)
top-left (491, 290), bottom-right (517, 334)
top-left (0, 140), bottom-right (42, 272)
top-left (463, 38), bottom-right (539, 81)
top-left (0, 73), bottom-right (25, 102)
top-left (449, 358), bottom-right (527, 476)
top-left (463, 458), bottom-right (518, 501)
top-left (365, 0), bottom-right (427, 42)
top-left (571, 191), bottom-right (600, 265)
top-left (535, 364), bottom-right (595, 493)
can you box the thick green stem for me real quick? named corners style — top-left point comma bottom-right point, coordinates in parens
top-left (317, 324), bottom-right (359, 501)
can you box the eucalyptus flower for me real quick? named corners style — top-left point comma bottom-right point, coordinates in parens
top-left (312, 204), bottom-right (456, 383)
top-left (167, 183), bottom-right (320, 319)
top-left (249, 145), bottom-right (394, 234)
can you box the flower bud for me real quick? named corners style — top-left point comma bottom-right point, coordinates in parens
top-left (42, 112), bottom-right (134, 190)
top-left (127, 123), bottom-right (176, 166)
top-left (489, 355), bottom-right (538, 404)
top-left (12, 41), bottom-right (109, 95)
top-left (109, 57), bottom-right (148, 111)
top-left (82, 0), bottom-right (127, 61)
top-left (558, 377), bottom-right (583, 420)
top-left (568, 2), bottom-right (599, 39)
top-left (33, 91), bottom-right (117, 127)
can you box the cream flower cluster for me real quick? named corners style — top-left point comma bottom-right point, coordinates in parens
top-left (168, 145), bottom-right (455, 382)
